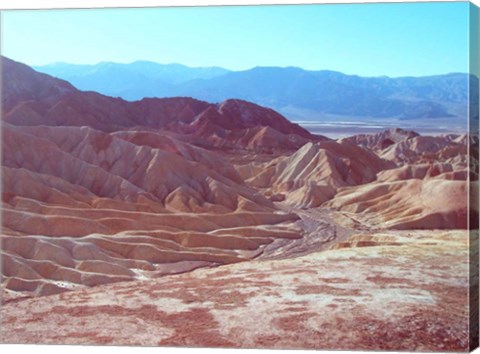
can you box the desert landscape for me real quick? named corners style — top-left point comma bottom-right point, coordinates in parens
top-left (0, 55), bottom-right (478, 351)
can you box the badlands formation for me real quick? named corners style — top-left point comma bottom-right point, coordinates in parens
top-left (1, 57), bottom-right (478, 351)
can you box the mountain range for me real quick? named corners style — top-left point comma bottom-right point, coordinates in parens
top-left (34, 61), bottom-right (474, 122)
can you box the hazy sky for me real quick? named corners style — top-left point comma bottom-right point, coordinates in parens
top-left (1, 2), bottom-right (471, 77)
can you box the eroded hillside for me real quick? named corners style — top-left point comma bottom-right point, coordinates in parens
top-left (1, 56), bottom-right (477, 351)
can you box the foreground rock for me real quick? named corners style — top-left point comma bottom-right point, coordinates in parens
top-left (1, 230), bottom-right (469, 351)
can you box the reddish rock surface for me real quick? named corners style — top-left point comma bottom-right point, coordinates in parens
top-left (3, 57), bottom-right (324, 152)
top-left (1, 230), bottom-right (471, 351)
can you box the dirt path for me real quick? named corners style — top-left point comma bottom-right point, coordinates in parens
top-left (258, 205), bottom-right (356, 260)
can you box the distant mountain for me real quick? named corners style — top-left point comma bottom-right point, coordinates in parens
top-left (34, 61), bottom-right (473, 121)
top-left (178, 67), bottom-right (471, 120)
top-left (34, 61), bottom-right (231, 101)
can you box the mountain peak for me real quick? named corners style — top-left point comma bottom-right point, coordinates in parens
top-left (2, 56), bottom-right (76, 113)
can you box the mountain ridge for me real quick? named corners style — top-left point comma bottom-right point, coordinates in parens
top-left (3, 56), bottom-right (323, 152)
top-left (35, 59), bottom-right (467, 80)
top-left (32, 59), bottom-right (474, 121)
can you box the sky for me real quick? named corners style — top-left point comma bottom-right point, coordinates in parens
top-left (0, 2), bottom-right (472, 77)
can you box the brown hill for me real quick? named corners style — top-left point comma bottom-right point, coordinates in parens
top-left (2, 57), bottom-right (323, 152)
top-left (2, 57), bottom-right (75, 112)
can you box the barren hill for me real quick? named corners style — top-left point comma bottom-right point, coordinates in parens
top-left (1, 56), bottom-right (476, 351)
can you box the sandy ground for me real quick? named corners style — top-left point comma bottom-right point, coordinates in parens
top-left (1, 228), bottom-right (471, 351)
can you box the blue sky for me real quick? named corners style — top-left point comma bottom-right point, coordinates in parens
top-left (1, 2), bottom-right (471, 77)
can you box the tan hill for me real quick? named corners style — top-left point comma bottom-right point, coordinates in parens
top-left (316, 131), bottom-right (474, 231)
top-left (343, 129), bottom-right (472, 172)
top-left (376, 162), bottom-right (467, 182)
top-left (343, 128), bottom-right (419, 151)
top-left (325, 179), bottom-right (472, 229)
top-left (379, 134), bottom-right (468, 165)
top-left (240, 140), bottom-right (395, 207)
